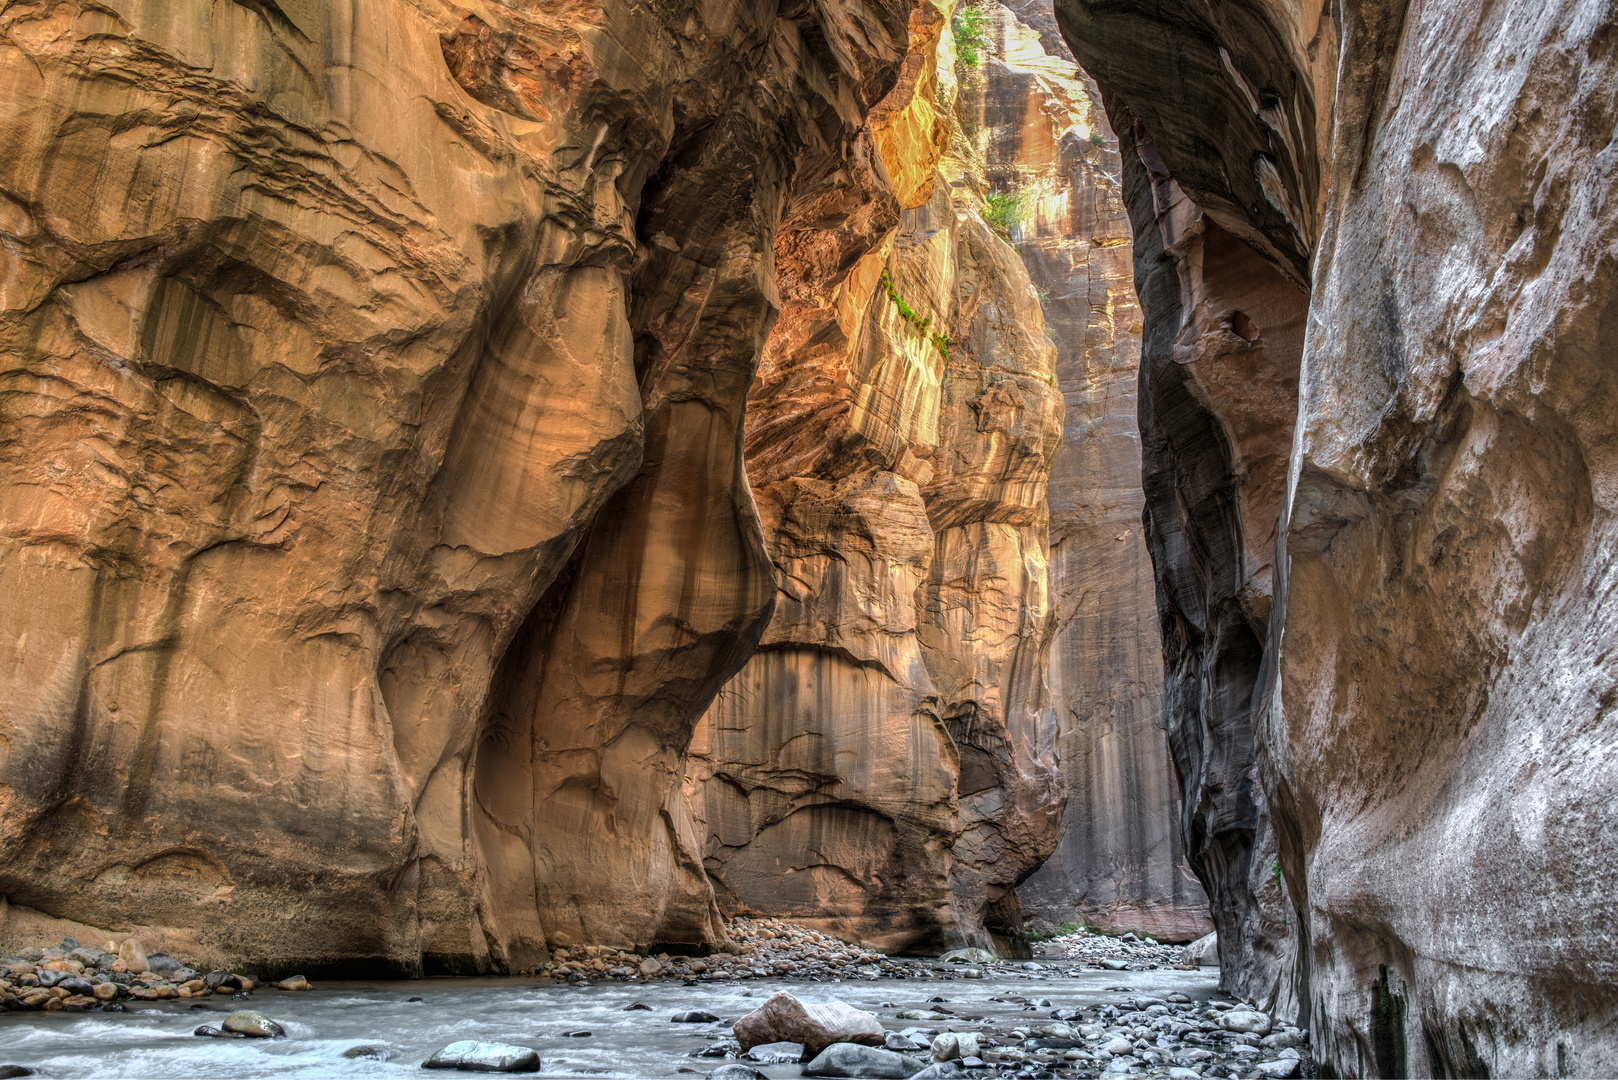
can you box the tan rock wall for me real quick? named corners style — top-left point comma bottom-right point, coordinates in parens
top-left (965, 0), bottom-right (1212, 943)
top-left (688, 0), bottom-right (1067, 954)
top-left (0, 0), bottom-right (908, 973)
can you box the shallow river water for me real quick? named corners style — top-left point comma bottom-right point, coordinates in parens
top-left (0, 966), bottom-right (1219, 1078)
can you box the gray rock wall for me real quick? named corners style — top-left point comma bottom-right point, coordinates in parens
top-left (1057, 0), bottom-right (1618, 1073)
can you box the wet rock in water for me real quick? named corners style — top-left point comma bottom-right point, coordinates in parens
top-left (936, 949), bottom-right (996, 965)
top-left (276, 975), bottom-right (311, 991)
top-left (896, 1010), bottom-right (949, 1021)
top-left (690, 1041), bottom-right (741, 1058)
top-left (343, 1045), bottom-right (391, 1060)
top-left (743, 1041), bottom-right (804, 1063)
top-left (0, 1068), bottom-right (33, 1079)
top-left (885, 1033), bottom-right (927, 1051)
top-left (734, 992), bottom-right (885, 1057)
top-left (671, 1011), bottom-right (722, 1023)
top-left (422, 1041), bottom-right (542, 1072)
top-left (194, 1025), bottom-right (246, 1039)
top-left (561, 1031), bottom-right (591, 1037)
top-left (1168, 1069), bottom-right (1201, 1080)
top-left (709, 1067), bottom-right (769, 1080)
top-left (1250, 1060), bottom-right (1301, 1079)
top-left (623, 1002), bottom-right (653, 1011)
top-left (802, 1043), bottom-right (926, 1079)
top-left (222, 1010), bottom-right (285, 1038)
top-left (1100, 959), bottom-right (1130, 971)
top-left (911, 1066), bottom-right (969, 1080)
top-left (1218, 1010), bottom-right (1271, 1035)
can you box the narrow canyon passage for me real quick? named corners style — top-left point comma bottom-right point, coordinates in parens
top-left (0, 0), bottom-right (1613, 1078)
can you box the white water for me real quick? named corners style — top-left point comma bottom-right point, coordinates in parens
top-left (0, 968), bottom-right (1217, 1078)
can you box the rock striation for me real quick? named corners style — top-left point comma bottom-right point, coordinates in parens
top-left (1059, 0), bottom-right (1618, 1074)
top-left (0, 0), bottom-right (911, 973)
top-left (686, 0), bottom-right (1067, 957)
top-left (959, 0), bottom-right (1212, 944)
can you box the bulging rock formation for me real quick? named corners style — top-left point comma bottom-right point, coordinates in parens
top-left (1060, 0), bottom-right (1618, 1073)
top-left (958, 0), bottom-right (1212, 943)
top-left (686, 0), bottom-right (1067, 957)
top-left (0, 0), bottom-right (910, 974)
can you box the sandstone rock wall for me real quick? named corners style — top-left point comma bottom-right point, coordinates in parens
top-left (686, 0), bottom-right (1068, 956)
top-left (0, 0), bottom-right (909, 974)
top-left (1059, 0), bottom-right (1618, 1073)
top-left (963, 0), bottom-right (1212, 943)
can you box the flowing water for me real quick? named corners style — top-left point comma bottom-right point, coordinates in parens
top-left (0, 967), bottom-right (1219, 1078)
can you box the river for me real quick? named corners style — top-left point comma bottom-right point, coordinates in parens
top-left (0, 965), bottom-right (1219, 1078)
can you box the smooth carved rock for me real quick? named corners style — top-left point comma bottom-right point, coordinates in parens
top-left (973, 0), bottom-right (1212, 944)
top-left (1058, 0), bottom-right (1618, 1074)
top-left (688, 10), bottom-right (1067, 953)
top-left (0, 0), bottom-right (907, 971)
top-left (733, 992), bottom-right (886, 1059)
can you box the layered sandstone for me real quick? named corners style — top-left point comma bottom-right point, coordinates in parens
top-left (0, 0), bottom-right (909, 974)
top-left (1060, 0), bottom-right (1618, 1074)
top-left (960, 0), bottom-right (1211, 943)
top-left (686, 0), bottom-right (1067, 956)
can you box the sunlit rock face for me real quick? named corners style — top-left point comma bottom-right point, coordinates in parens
top-left (687, 0), bottom-right (1067, 957)
top-left (1059, 0), bottom-right (1618, 1073)
top-left (961, 0), bottom-right (1212, 944)
top-left (0, 0), bottom-right (909, 974)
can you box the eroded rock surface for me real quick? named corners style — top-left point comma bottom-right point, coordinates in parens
top-left (962, 0), bottom-right (1212, 944)
top-left (1059, 0), bottom-right (1618, 1074)
top-left (687, 2), bottom-right (1066, 956)
top-left (0, 0), bottom-right (908, 972)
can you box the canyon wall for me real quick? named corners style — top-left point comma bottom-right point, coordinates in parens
top-left (686, 0), bottom-right (1069, 957)
top-left (1059, 0), bottom-right (1618, 1074)
top-left (965, 0), bottom-right (1211, 943)
top-left (0, 0), bottom-right (912, 974)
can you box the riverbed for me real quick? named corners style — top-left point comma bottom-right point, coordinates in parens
top-left (0, 965), bottom-right (1219, 1078)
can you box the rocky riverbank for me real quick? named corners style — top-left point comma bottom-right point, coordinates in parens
top-left (525, 918), bottom-right (1202, 985)
top-left (702, 988), bottom-right (1312, 1080)
top-left (0, 936), bottom-right (308, 1014)
top-left (1032, 927), bottom-right (1200, 972)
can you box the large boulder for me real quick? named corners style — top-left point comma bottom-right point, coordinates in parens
top-left (1184, 932), bottom-right (1217, 967)
top-left (733, 993), bottom-right (885, 1058)
top-left (421, 1042), bottom-right (541, 1073)
top-left (802, 1043), bottom-right (927, 1079)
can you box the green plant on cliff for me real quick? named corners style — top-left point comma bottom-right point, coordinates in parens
top-left (952, 3), bottom-right (988, 68)
top-left (880, 267), bottom-right (951, 359)
top-left (982, 189), bottom-right (1028, 236)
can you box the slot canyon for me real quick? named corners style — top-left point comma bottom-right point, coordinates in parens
top-left (0, 0), bottom-right (1612, 1077)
